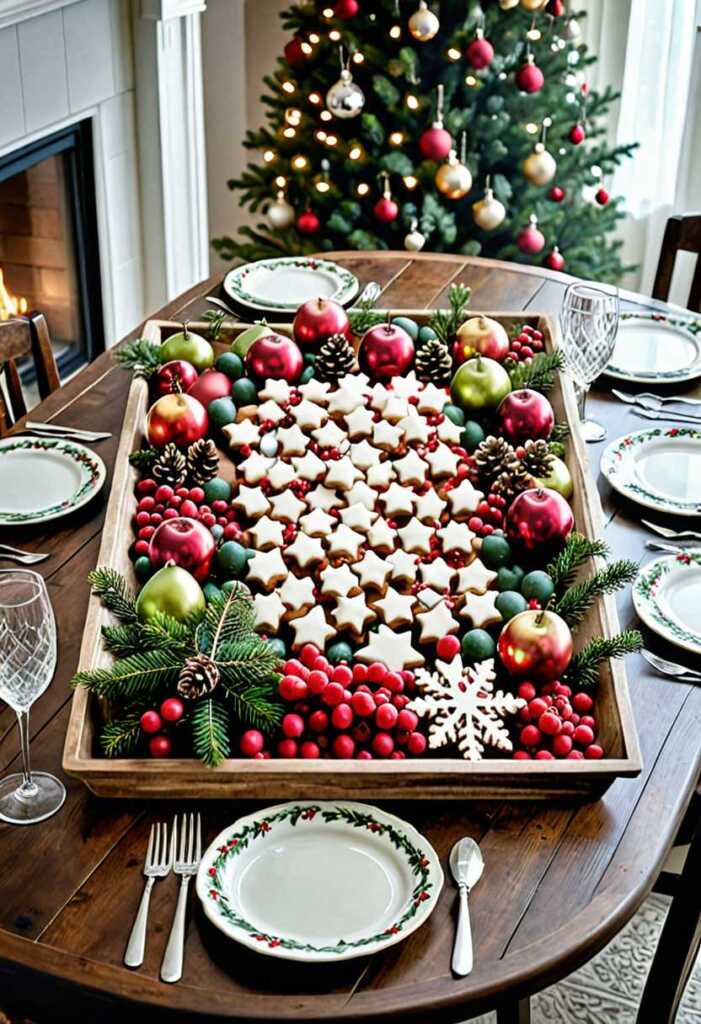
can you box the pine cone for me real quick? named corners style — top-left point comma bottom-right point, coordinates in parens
top-left (520, 439), bottom-right (554, 479)
top-left (491, 459), bottom-right (531, 502)
top-left (473, 436), bottom-right (516, 484)
top-left (186, 438), bottom-right (219, 484)
top-left (152, 443), bottom-right (187, 487)
top-left (177, 653), bottom-right (220, 700)
top-left (316, 333), bottom-right (357, 382)
top-left (415, 338), bottom-right (452, 386)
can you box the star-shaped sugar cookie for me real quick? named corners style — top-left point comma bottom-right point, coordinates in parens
top-left (339, 502), bottom-right (376, 533)
top-left (437, 417), bottom-right (463, 444)
top-left (297, 379), bottom-right (331, 405)
top-left (414, 488), bottom-right (447, 524)
top-left (367, 461), bottom-right (395, 488)
top-left (373, 419), bottom-right (404, 451)
top-left (379, 482), bottom-right (415, 518)
top-left (306, 485), bottom-right (343, 512)
top-left (437, 520), bottom-right (475, 553)
top-left (355, 624), bottom-right (424, 670)
top-left (312, 419), bottom-right (347, 449)
top-left (289, 606), bottom-right (337, 649)
top-left (248, 515), bottom-right (285, 550)
top-left (349, 440), bottom-right (380, 471)
top-left (396, 516), bottom-right (434, 555)
top-left (253, 591), bottom-right (286, 633)
top-left (390, 371), bottom-right (422, 401)
top-left (420, 557), bottom-right (456, 591)
top-left (319, 562), bottom-right (358, 598)
top-left (267, 460), bottom-right (296, 491)
top-left (269, 490), bottom-right (306, 523)
top-left (290, 398), bottom-right (327, 431)
top-left (366, 517), bottom-right (397, 551)
top-left (299, 507), bottom-right (335, 537)
top-left (372, 587), bottom-right (416, 628)
top-left (327, 380), bottom-right (366, 416)
top-left (394, 448), bottom-right (428, 486)
top-left (398, 411), bottom-right (430, 445)
top-left (344, 406), bottom-right (375, 439)
top-left (386, 549), bottom-right (418, 584)
top-left (352, 550), bottom-right (393, 589)
top-left (257, 400), bottom-right (287, 426)
top-left (292, 450), bottom-right (326, 482)
top-left (448, 479), bottom-right (484, 517)
top-left (416, 383), bottom-right (446, 415)
top-left (460, 590), bottom-right (502, 629)
top-left (345, 481), bottom-right (377, 510)
top-left (324, 455), bottom-right (362, 491)
top-left (424, 443), bottom-right (461, 478)
top-left (455, 559), bottom-right (497, 595)
top-left (276, 423), bottom-right (308, 456)
top-left (415, 599), bottom-right (459, 643)
top-left (238, 451), bottom-right (274, 484)
top-left (246, 548), bottom-right (288, 590)
top-left (326, 524), bottom-right (364, 560)
top-left (285, 532), bottom-right (325, 569)
top-left (278, 573), bottom-right (316, 612)
top-left (259, 379), bottom-right (292, 403)
top-left (233, 485), bottom-right (271, 520)
top-left (331, 593), bottom-right (375, 634)
top-left (222, 418), bottom-right (260, 450)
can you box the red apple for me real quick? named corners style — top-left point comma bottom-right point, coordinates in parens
top-left (453, 316), bottom-right (510, 365)
top-left (187, 369), bottom-right (232, 408)
top-left (148, 516), bottom-right (216, 581)
top-left (497, 388), bottom-right (554, 444)
top-left (152, 360), bottom-right (198, 397)
top-left (292, 297), bottom-right (352, 347)
top-left (506, 487), bottom-right (574, 554)
top-left (146, 393), bottom-right (208, 447)
top-left (359, 322), bottom-right (415, 379)
top-left (245, 332), bottom-right (303, 382)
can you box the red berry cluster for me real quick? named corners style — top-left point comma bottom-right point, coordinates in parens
top-left (140, 697), bottom-right (185, 757)
top-left (133, 478), bottom-right (242, 556)
top-left (468, 494), bottom-right (507, 538)
top-left (238, 644), bottom-right (427, 760)
top-left (505, 325), bottom-right (545, 365)
top-left (512, 681), bottom-right (603, 760)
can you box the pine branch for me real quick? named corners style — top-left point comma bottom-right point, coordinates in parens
top-left (507, 350), bottom-right (564, 393)
top-left (554, 561), bottom-right (639, 629)
top-left (551, 422), bottom-right (570, 443)
top-left (115, 339), bottom-right (161, 378)
top-left (547, 532), bottom-right (610, 590)
top-left (101, 623), bottom-right (145, 658)
top-left (349, 298), bottom-right (385, 336)
top-left (100, 711), bottom-right (144, 758)
top-left (88, 568), bottom-right (137, 622)
top-left (191, 699), bottom-right (231, 768)
top-left (140, 612), bottom-right (196, 652)
top-left (196, 584), bottom-right (257, 658)
top-left (217, 639), bottom-right (282, 688)
top-left (201, 308), bottom-right (228, 341)
top-left (427, 283), bottom-right (471, 344)
top-left (72, 649), bottom-right (182, 699)
top-left (566, 631), bottom-right (643, 689)
top-left (129, 448), bottom-right (157, 470)
top-left (226, 684), bottom-right (283, 733)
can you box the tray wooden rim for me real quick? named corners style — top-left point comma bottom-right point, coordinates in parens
top-left (62, 311), bottom-right (642, 798)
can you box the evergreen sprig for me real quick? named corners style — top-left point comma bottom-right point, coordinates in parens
top-left (349, 297), bottom-right (385, 336)
top-left (73, 648), bottom-right (183, 700)
top-left (547, 532), bottom-right (610, 590)
top-left (224, 684), bottom-right (284, 734)
top-left (115, 339), bottom-right (161, 378)
top-left (129, 448), bottom-right (157, 470)
top-left (202, 308), bottom-right (228, 341)
top-left (88, 568), bottom-right (137, 622)
top-left (508, 350), bottom-right (564, 392)
top-left (192, 699), bottom-right (231, 768)
top-left (100, 711), bottom-right (145, 758)
top-left (427, 283), bottom-right (472, 344)
top-left (551, 422), bottom-right (570, 443)
top-left (554, 560), bottom-right (638, 629)
top-left (196, 585), bottom-right (258, 657)
top-left (566, 631), bottom-right (643, 689)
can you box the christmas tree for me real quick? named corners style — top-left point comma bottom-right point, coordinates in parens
top-left (213, 1), bottom-right (637, 281)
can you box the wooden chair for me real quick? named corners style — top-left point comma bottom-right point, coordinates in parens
top-left (0, 312), bottom-right (61, 435)
top-left (652, 214), bottom-right (701, 311)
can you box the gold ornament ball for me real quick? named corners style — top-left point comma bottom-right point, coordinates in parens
top-left (436, 159), bottom-right (472, 200)
top-left (523, 146), bottom-right (557, 186)
top-left (408, 2), bottom-right (440, 42)
top-left (472, 189), bottom-right (506, 230)
top-left (534, 455), bottom-right (573, 500)
top-left (455, 316), bottom-right (510, 363)
top-left (520, 0), bottom-right (548, 9)
top-left (499, 0), bottom-right (520, 8)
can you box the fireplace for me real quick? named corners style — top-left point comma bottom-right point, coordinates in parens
top-left (0, 120), bottom-right (104, 379)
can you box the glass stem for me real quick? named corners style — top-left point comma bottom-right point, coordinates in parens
top-left (16, 709), bottom-right (38, 799)
top-left (576, 383), bottom-right (588, 424)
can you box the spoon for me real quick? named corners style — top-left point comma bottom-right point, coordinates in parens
top-left (449, 837), bottom-right (484, 977)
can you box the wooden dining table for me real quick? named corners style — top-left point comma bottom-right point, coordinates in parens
top-left (1, 251), bottom-right (700, 1024)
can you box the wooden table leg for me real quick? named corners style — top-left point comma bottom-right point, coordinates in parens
top-left (637, 816), bottom-right (701, 1024)
top-left (496, 996), bottom-right (531, 1024)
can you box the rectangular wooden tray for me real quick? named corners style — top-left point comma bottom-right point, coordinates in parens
top-left (63, 312), bottom-right (642, 800)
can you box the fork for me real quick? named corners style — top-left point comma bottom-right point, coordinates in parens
top-left (160, 812), bottom-right (202, 984)
top-left (612, 389), bottom-right (701, 410)
top-left (641, 649), bottom-right (701, 682)
top-left (23, 421), bottom-right (112, 441)
top-left (643, 520), bottom-right (701, 542)
top-left (124, 821), bottom-right (172, 968)
top-left (0, 544), bottom-right (50, 564)
top-left (635, 408), bottom-right (701, 426)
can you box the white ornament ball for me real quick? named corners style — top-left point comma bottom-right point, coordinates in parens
top-left (523, 145), bottom-right (557, 187)
top-left (472, 188), bottom-right (506, 231)
top-left (408, 1), bottom-right (440, 42)
top-left (260, 433), bottom-right (279, 458)
top-left (404, 227), bottom-right (426, 251)
top-left (266, 191), bottom-right (295, 230)
top-left (326, 70), bottom-right (365, 120)
top-left (565, 17), bottom-right (582, 41)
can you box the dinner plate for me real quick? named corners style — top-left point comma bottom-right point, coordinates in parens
top-left (633, 550), bottom-right (701, 655)
top-left (601, 427), bottom-right (701, 517)
top-left (605, 312), bottom-right (701, 383)
top-left (0, 436), bottom-right (106, 525)
top-left (196, 800), bottom-right (443, 962)
top-left (223, 257), bottom-right (359, 313)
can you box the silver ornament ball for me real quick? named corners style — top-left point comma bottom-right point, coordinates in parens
top-left (266, 191), bottom-right (295, 230)
top-left (326, 70), bottom-right (365, 120)
top-left (408, 1), bottom-right (440, 42)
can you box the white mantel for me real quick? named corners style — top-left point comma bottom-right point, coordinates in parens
top-left (0, 0), bottom-right (82, 31)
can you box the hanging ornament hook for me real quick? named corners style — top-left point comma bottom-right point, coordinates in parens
top-left (460, 131), bottom-right (467, 165)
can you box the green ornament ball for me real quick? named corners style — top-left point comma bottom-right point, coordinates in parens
top-left (208, 396), bottom-right (237, 428)
top-left (461, 420), bottom-right (486, 453)
top-left (521, 570), bottom-right (555, 604)
top-left (496, 565), bottom-right (525, 592)
top-left (327, 640), bottom-right (354, 664)
top-left (462, 628), bottom-right (496, 662)
top-left (203, 581), bottom-right (223, 603)
top-left (133, 556), bottom-right (153, 583)
top-left (267, 637), bottom-right (287, 658)
top-left (495, 590), bottom-right (528, 623)
top-left (418, 325), bottom-right (437, 344)
top-left (231, 377), bottom-right (258, 406)
top-left (303, 351), bottom-right (317, 366)
top-left (392, 316), bottom-right (419, 341)
top-left (220, 580), bottom-right (236, 594)
top-left (215, 351), bottom-right (244, 380)
top-left (300, 365), bottom-right (315, 384)
top-left (203, 476), bottom-right (232, 504)
top-left (135, 565), bottom-right (205, 623)
top-left (480, 533), bottom-right (512, 569)
top-left (443, 403), bottom-right (466, 427)
top-left (217, 541), bottom-right (249, 579)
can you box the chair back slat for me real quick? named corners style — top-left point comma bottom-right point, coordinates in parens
top-left (652, 214), bottom-right (701, 312)
top-left (0, 312), bottom-right (61, 435)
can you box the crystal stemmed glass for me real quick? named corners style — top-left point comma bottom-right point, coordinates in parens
top-left (0, 570), bottom-right (66, 825)
top-left (559, 282), bottom-right (620, 442)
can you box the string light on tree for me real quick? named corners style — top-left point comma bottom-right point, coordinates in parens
top-left (472, 176), bottom-right (506, 230)
top-left (523, 119), bottom-right (557, 186)
top-left (408, 1), bottom-right (439, 42)
top-left (435, 132), bottom-right (472, 200)
top-left (326, 47), bottom-right (365, 119)
top-left (314, 159), bottom-right (332, 194)
top-left (404, 217), bottom-right (426, 251)
top-left (403, 174), bottom-right (419, 190)
top-left (517, 213), bottom-right (545, 254)
top-left (419, 84), bottom-right (453, 161)
top-left (373, 172), bottom-right (399, 222)
top-left (266, 190), bottom-right (295, 230)
top-left (389, 131), bottom-right (404, 145)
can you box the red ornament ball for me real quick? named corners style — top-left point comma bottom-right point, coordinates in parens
top-left (140, 710), bottom-right (162, 734)
top-left (186, 368), bottom-right (232, 407)
top-left (497, 388), bottom-right (554, 444)
top-left (466, 35), bottom-right (494, 70)
top-left (296, 210), bottom-right (320, 235)
top-left (545, 247), bottom-right (565, 272)
top-left (548, 185), bottom-right (565, 202)
top-left (548, 0), bottom-right (565, 14)
top-left (516, 60), bottom-right (545, 94)
top-left (240, 729), bottom-right (265, 756)
top-left (569, 123), bottom-right (585, 145)
top-left (506, 487), bottom-right (574, 554)
top-left (245, 332), bottom-right (303, 382)
top-left (517, 222), bottom-right (545, 255)
top-left (149, 734), bottom-right (172, 758)
top-left (436, 634), bottom-right (461, 660)
top-left (595, 187), bottom-right (610, 205)
top-left (333, 0), bottom-right (358, 17)
top-left (160, 697), bottom-right (184, 722)
top-left (284, 37), bottom-right (306, 68)
top-left (419, 125), bottom-right (453, 161)
top-left (373, 196), bottom-right (399, 223)
top-left (148, 516), bottom-right (216, 581)
top-left (360, 322), bottom-right (415, 378)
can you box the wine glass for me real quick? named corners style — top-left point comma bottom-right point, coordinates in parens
top-left (0, 570), bottom-right (66, 825)
top-left (559, 282), bottom-right (620, 442)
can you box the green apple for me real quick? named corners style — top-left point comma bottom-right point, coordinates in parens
top-left (232, 322), bottom-right (273, 359)
top-left (135, 565), bottom-right (205, 623)
top-left (159, 326), bottom-right (214, 371)
top-left (534, 455), bottom-right (574, 500)
top-left (450, 356), bottom-right (511, 413)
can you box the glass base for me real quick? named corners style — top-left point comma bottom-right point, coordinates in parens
top-left (0, 772), bottom-right (66, 825)
top-left (580, 418), bottom-right (608, 443)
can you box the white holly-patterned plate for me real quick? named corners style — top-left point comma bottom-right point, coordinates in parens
top-left (223, 257), bottom-right (359, 313)
top-left (0, 436), bottom-right (106, 525)
top-left (196, 800), bottom-right (443, 962)
top-left (632, 550), bottom-right (701, 655)
top-left (605, 312), bottom-right (701, 383)
top-left (600, 427), bottom-right (701, 517)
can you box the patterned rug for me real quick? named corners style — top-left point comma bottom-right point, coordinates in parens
top-left (468, 893), bottom-right (701, 1023)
